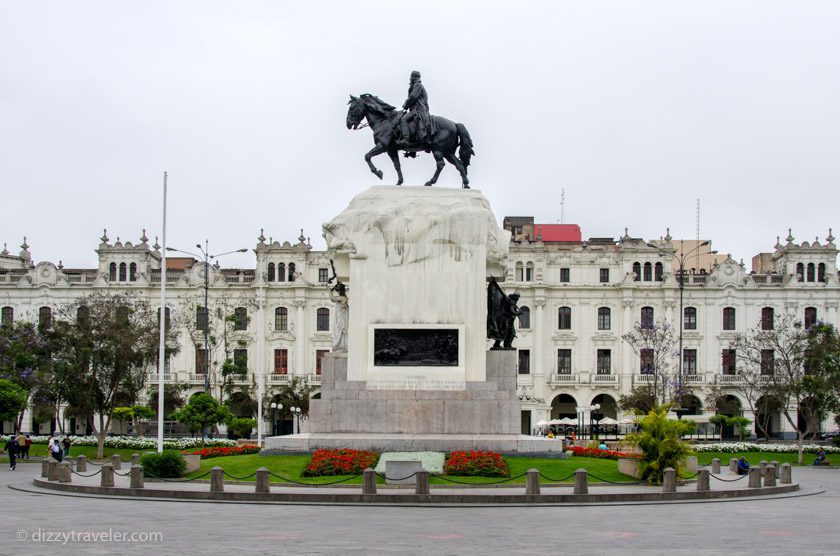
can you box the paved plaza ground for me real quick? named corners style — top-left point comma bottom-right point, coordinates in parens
top-left (1, 464), bottom-right (838, 555)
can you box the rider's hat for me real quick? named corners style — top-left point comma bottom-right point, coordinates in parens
top-left (410, 70), bottom-right (421, 79)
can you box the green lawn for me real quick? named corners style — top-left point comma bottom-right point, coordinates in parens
top-left (182, 454), bottom-right (634, 485)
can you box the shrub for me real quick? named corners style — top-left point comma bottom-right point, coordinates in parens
top-left (140, 450), bottom-right (187, 478)
top-left (625, 406), bottom-right (695, 484)
top-left (188, 445), bottom-right (260, 459)
top-left (303, 448), bottom-right (379, 477)
top-left (226, 418), bottom-right (256, 439)
top-left (444, 450), bottom-right (509, 477)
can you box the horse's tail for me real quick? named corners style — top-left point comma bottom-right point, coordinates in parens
top-left (456, 123), bottom-right (475, 167)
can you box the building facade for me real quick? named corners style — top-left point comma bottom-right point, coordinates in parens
top-left (1, 223), bottom-right (838, 439)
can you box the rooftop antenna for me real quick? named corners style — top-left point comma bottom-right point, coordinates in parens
top-left (560, 188), bottom-right (565, 224)
top-left (696, 198), bottom-right (701, 270)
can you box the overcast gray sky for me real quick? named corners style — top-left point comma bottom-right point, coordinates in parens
top-left (1, 1), bottom-right (838, 269)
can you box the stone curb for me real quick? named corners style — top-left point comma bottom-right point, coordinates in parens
top-left (31, 477), bottom-right (799, 506)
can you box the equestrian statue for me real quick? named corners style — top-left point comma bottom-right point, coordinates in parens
top-left (346, 71), bottom-right (475, 188)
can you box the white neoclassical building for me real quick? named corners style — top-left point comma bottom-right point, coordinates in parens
top-left (1, 221), bottom-right (837, 439)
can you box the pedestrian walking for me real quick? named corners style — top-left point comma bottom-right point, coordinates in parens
top-left (62, 436), bottom-right (71, 457)
top-left (4, 434), bottom-right (19, 470)
top-left (24, 434), bottom-right (32, 459)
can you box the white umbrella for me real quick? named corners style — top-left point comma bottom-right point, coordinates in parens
top-left (535, 420), bottom-right (548, 427)
top-left (620, 416), bottom-right (638, 425)
top-left (597, 417), bottom-right (619, 426)
top-left (557, 417), bottom-right (578, 426)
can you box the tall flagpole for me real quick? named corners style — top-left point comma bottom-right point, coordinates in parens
top-left (157, 171), bottom-right (168, 453)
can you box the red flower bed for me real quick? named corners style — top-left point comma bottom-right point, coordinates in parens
top-left (444, 450), bottom-right (509, 477)
top-left (303, 448), bottom-right (380, 477)
top-left (571, 446), bottom-right (640, 460)
top-left (188, 445), bottom-right (260, 459)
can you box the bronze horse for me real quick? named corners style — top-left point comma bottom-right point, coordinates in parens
top-left (346, 94), bottom-right (475, 188)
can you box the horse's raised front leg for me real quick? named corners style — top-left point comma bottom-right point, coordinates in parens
top-left (444, 152), bottom-right (469, 189)
top-left (364, 144), bottom-right (386, 180)
top-left (387, 149), bottom-right (403, 185)
top-left (424, 151), bottom-right (445, 186)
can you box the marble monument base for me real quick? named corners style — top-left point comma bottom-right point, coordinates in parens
top-left (263, 351), bottom-right (567, 455)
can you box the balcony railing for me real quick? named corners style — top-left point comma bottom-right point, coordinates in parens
top-left (189, 373), bottom-right (206, 383)
top-left (307, 374), bottom-right (321, 384)
top-left (681, 374), bottom-right (705, 384)
top-left (716, 374), bottom-right (743, 385)
top-left (146, 373), bottom-right (174, 382)
top-left (633, 374), bottom-right (655, 384)
top-left (591, 374), bottom-right (618, 384)
top-left (268, 374), bottom-right (290, 383)
top-left (550, 373), bottom-right (578, 384)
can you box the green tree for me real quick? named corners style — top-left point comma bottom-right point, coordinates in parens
top-left (113, 405), bottom-right (157, 436)
top-left (47, 292), bottom-right (179, 458)
top-left (0, 321), bottom-right (46, 429)
top-left (0, 378), bottom-right (28, 424)
top-left (172, 393), bottom-right (233, 446)
top-left (625, 406), bottom-right (695, 484)
top-left (622, 319), bottom-right (682, 405)
top-left (618, 384), bottom-right (656, 415)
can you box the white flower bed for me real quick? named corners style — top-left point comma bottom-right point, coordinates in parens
top-left (0, 434), bottom-right (236, 449)
top-left (694, 442), bottom-right (840, 454)
top-left (374, 452), bottom-right (446, 474)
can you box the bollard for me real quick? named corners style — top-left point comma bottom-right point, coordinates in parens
top-left (780, 463), bottom-right (792, 484)
top-left (711, 458), bottom-right (721, 474)
top-left (770, 460), bottom-right (780, 477)
top-left (58, 461), bottom-right (72, 483)
top-left (697, 469), bottom-right (710, 492)
top-left (758, 460), bottom-right (768, 476)
top-left (41, 458), bottom-right (50, 478)
top-left (662, 468), bottom-right (676, 493)
top-left (76, 455), bottom-right (87, 473)
top-left (525, 468), bottom-right (540, 496)
top-left (363, 468), bottom-right (377, 495)
top-left (130, 464), bottom-right (144, 489)
top-left (210, 466), bottom-right (224, 492)
top-left (573, 469), bottom-right (588, 495)
top-left (763, 464), bottom-right (777, 487)
top-left (255, 467), bottom-right (270, 493)
top-left (131, 453), bottom-right (140, 466)
top-left (415, 470), bottom-right (430, 495)
top-left (101, 463), bottom-right (114, 487)
top-left (47, 460), bottom-right (59, 481)
top-left (748, 467), bottom-right (762, 488)
top-left (729, 458), bottom-right (739, 474)
top-left (111, 454), bottom-right (122, 471)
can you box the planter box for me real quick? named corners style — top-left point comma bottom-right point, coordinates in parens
top-left (618, 455), bottom-right (697, 480)
top-left (183, 454), bottom-right (201, 474)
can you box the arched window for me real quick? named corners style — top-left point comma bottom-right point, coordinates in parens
top-left (558, 306), bottom-right (572, 330)
top-left (109, 262), bottom-right (117, 282)
top-left (525, 262), bottom-right (534, 282)
top-left (597, 307), bottom-right (611, 330)
top-left (234, 307), bottom-right (248, 331)
top-left (804, 307), bottom-right (817, 328)
top-left (38, 306), bottom-right (52, 329)
top-left (1, 306), bottom-right (13, 326)
top-left (288, 263), bottom-right (296, 282)
top-left (654, 262), bottom-right (663, 281)
top-left (683, 307), bottom-right (697, 330)
top-left (277, 263), bottom-right (286, 282)
top-left (275, 307), bottom-right (288, 331)
top-left (77, 306), bottom-right (90, 326)
top-left (761, 307), bottom-right (774, 330)
top-left (515, 262), bottom-right (524, 282)
top-left (129, 262), bottom-right (137, 281)
top-left (267, 263), bottom-right (275, 282)
top-left (118, 262), bottom-right (127, 282)
top-left (807, 263), bottom-right (815, 282)
top-left (818, 263), bottom-right (826, 282)
top-left (518, 306), bottom-right (530, 329)
top-left (796, 263), bottom-right (804, 282)
top-left (641, 306), bottom-right (654, 329)
top-left (643, 262), bottom-right (652, 281)
top-left (632, 262), bottom-right (641, 282)
top-left (723, 307), bottom-right (736, 331)
top-left (316, 307), bottom-right (330, 331)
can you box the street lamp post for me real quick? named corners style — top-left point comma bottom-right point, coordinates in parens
top-left (291, 406), bottom-right (301, 435)
top-left (270, 402), bottom-right (283, 436)
top-left (166, 242), bottom-right (247, 395)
